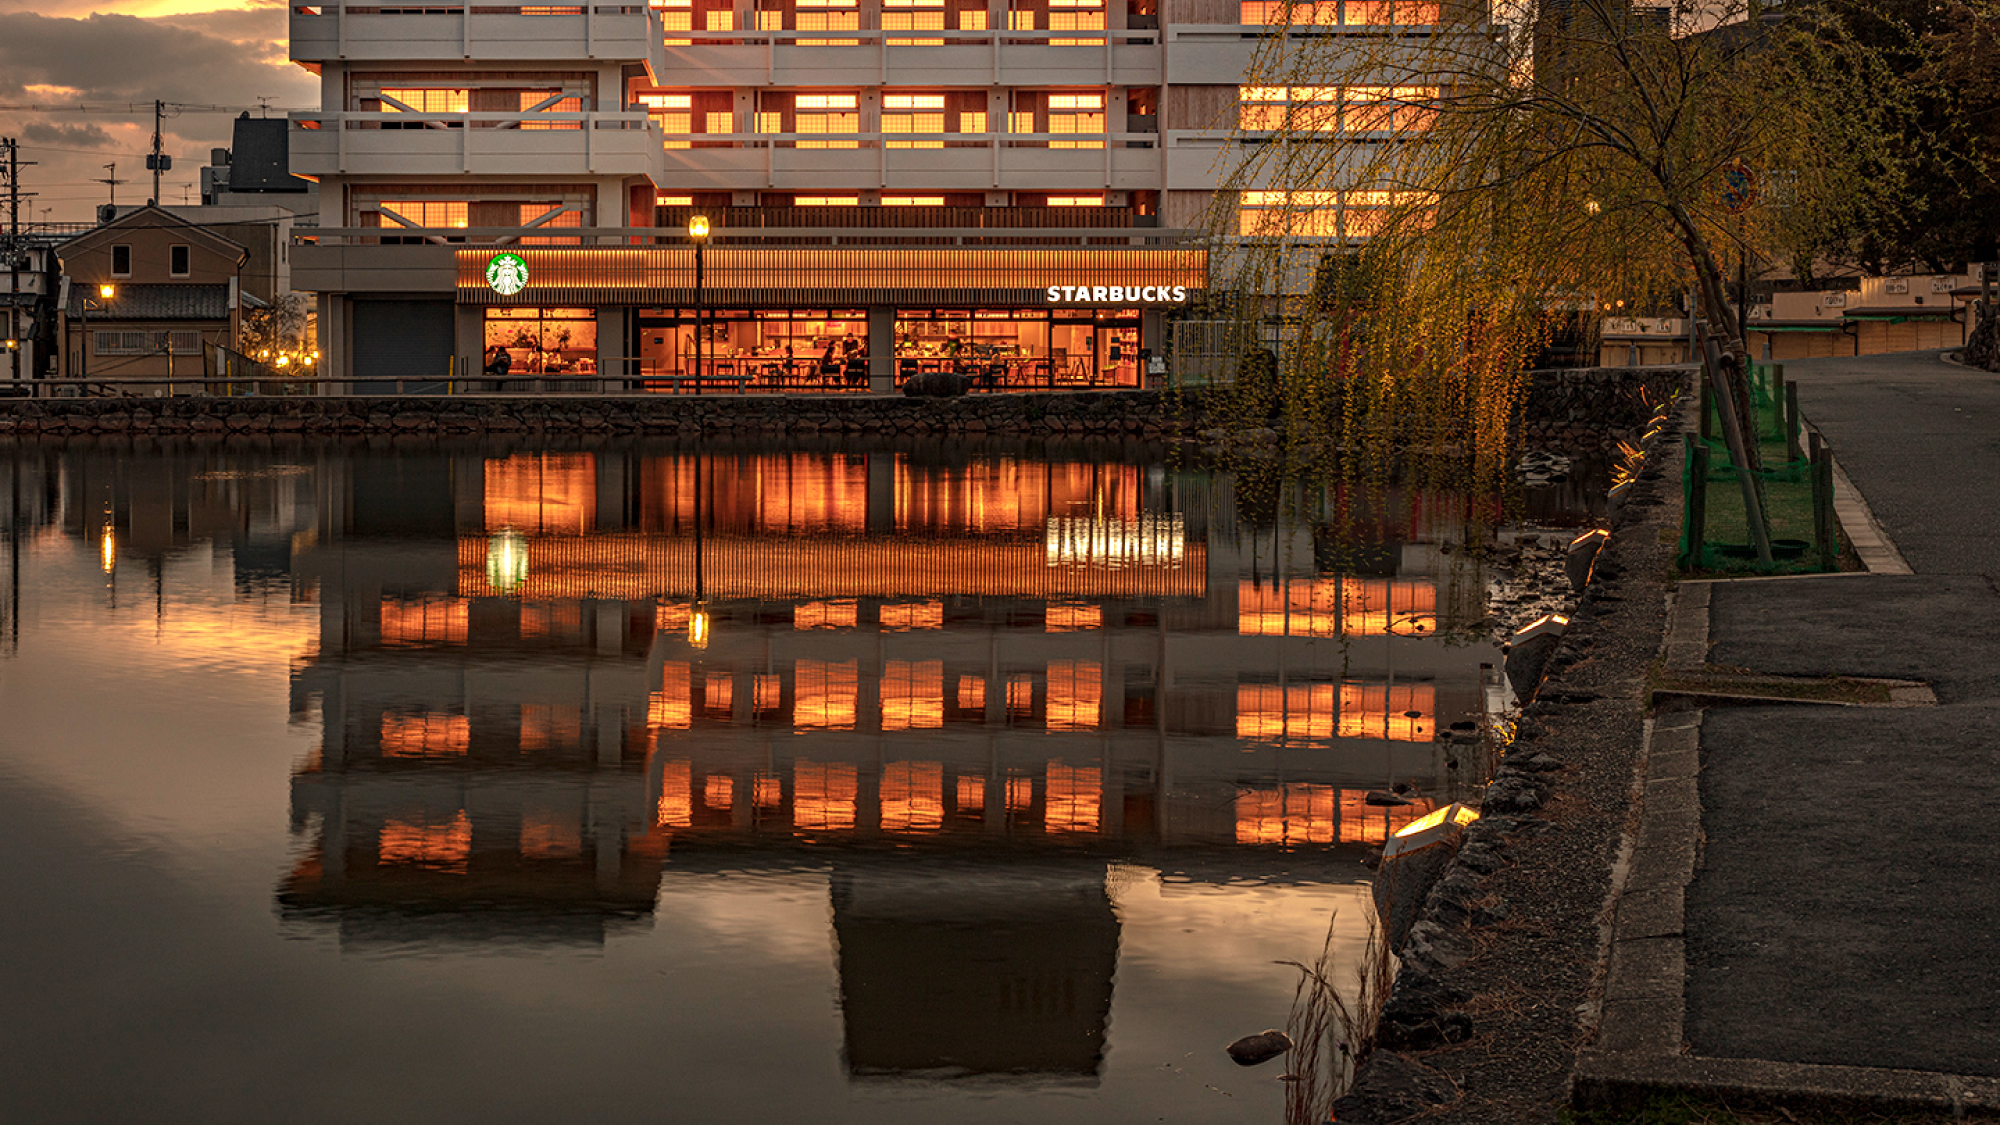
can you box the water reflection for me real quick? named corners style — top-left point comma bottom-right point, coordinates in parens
top-left (0, 440), bottom-right (1516, 1114)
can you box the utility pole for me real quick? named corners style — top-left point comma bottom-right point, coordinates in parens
top-left (146, 100), bottom-right (170, 206)
top-left (4, 138), bottom-right (36, 387)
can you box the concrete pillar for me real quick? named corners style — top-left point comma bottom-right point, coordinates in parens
top-left (865, 452), bottom-right (895, 533)
top-left (867, 304), bottom-right (895, 392)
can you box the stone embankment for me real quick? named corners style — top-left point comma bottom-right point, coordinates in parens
top-left (0, 367), bottom-right (1685, 446)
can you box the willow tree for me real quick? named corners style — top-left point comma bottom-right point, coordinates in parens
top-left (1209, 0), bottom-right (1923, 485)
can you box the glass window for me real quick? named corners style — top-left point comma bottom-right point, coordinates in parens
top-left (111, 245), bottom-right (131, 277)
top-left (484, 308), bottom-right (598, 375)
top-left (169, 245), bottom-right (191, 277)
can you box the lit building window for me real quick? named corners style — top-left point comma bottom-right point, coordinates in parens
top-left (957, 674), bottom-right (986, 712)
top-left (639, 91), bottom-right (733, 148)
top-left (1336, 682), bottom-right (1435, 741)
top-left (956, 775), bottom-right (986, 814)
top-left (883, 93), bottom-right (947, 148)
top-left (375, 200), bottom-right (469, 230)
top-left (881, 761), bottom-right (945, 830)
top-left (520, 812), bottom-right (582, 859)
top-left (1046, 602), bottom-right (1103, 631)
top-left (794, 761), bottom-right (858, 830)
top-left (795, 599), bottom-right (859, 629)
top-left (880, 600), bottom-right (944, 630)
top-left (485, 452), bottom-right (597, 534)
top-left (759, 92), bottom-right (859, 146)
top-left (883, 195), bottom-right (947, 206)
top-left (1045, 761), bottom-right (1101, 832)
top-left (651, 661), bottom-right (693, 730)
top-left (520, 703), bottom-right (584, 751)
top-left (792, 195), bottom-right (860, 205)
top-left (1239, 85), bottom-right (1340, 131)
top-left (380, 712), bottom-right (470, 757)
top-left (882, 659), bottom-right (945, 730)
top-left (705, 774), bottom-right (735, 810)
top-left (379, 810), bottom-right (472, 872)
top-left (1238, 189), bottom-right (1434, 239)
top-left (516, 91), bottom-right (584, 130)
top-left (656, 194), bottom-right (695, 206)
top-left (658, 759), bottom-right (693, 827)
top-left (1238, 0), bottom-right (1437, 24)
top-left (1046, 660), bottom-right (1101, 731)
top-left (779, 0), bottom-right (859, 44)
top-left (653, 0), bottom-right (732, 42)
top-left (883, 0), bottom-right (945, 44)
top-left (377, 87), bottom-right (469, 113)
top-left (1050, 93), bottom-right (1104, 148)
top-left (380, 595), bottom-right (468, 646)
top-left (1045, 195), bottom-right (1105, 206)
top-left (795, 659), bottom-right (858, 730)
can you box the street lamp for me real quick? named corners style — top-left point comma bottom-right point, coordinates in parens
top-left (80, 283), bottom-right (115, 382)
top-left (688, 215), bottom-right (709, 394)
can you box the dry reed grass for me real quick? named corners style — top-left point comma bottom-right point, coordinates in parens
top-left (1277, 902), bottom-right (1398, 1124)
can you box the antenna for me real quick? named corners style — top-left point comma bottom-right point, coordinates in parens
top-left (257, 96), bottom-right (276, 118)
top-left (95, 162), bottom-right (127, 208)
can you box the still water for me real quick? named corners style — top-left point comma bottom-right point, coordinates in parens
top-left (0, 438), bottom-right (1572, 1124)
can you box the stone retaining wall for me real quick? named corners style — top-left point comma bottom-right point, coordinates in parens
top-left (0, 367), bottom-right (1686, 445)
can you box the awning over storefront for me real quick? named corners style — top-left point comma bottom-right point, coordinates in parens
top-left (455, 245), bottom-right (1208, 308)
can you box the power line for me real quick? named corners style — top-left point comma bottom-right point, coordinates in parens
top-left (0, 103), bottom-right (310, 115)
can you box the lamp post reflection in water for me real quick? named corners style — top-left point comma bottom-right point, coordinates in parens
top-left (688, 451), bottom-right (708, 647)
top-left (487, 528), bottom-right (528, 594)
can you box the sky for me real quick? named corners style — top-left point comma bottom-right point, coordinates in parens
top-left (0, 0), bottom-right (317, 222)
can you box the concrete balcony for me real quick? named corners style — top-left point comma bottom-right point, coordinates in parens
top-left (290, 3), bottom-right (670, 78)
top-left (651, 28), bottom-right (1166, 87)
top-left (651, 132), bottom-right (1162, 191)
top-left (290, 111), bottom-right (669, 179)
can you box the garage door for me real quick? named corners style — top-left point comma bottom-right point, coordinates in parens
top-left (352, 299), bottom-right (453, 394)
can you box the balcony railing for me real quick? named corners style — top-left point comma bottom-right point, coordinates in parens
top-left (291, 1), bottom-right (670, 75)
top-left (293, 223), bottom-right (1197, 246)
top-left (290, 111), bottom-right (667, 177)
top-left (644, 129), bottom-right (1163, 190)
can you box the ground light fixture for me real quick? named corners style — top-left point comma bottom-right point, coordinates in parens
top-left (1383, 802), bottom-right (1479, 859)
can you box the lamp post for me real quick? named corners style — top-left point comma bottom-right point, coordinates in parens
top-left (79, 283), bottom-right (115, 382)
top-left (688, 214), bottom-right (709, 395)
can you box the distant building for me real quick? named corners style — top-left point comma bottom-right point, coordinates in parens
top-left (56, 205), bottom-right (249, 382)
top-left (2, 237), bottom-right (62, 391)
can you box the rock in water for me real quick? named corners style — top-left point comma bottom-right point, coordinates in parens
top-left (1225, 1029), bottom-right (1294, 1066)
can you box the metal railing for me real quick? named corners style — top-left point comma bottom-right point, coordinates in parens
top-left (297, 222), bottom-right (1199, 246)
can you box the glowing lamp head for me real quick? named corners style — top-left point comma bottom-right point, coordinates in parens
top-left (687, 215), bottom-right (711, 241)
top-left (687, 605), bottom-right (711, 649)
top-left (275, 355), bottom-right (291, 367)
top-left (3, 339), bottom-right (15, 350)
top-left (98, 284), bottom-right (116, 299)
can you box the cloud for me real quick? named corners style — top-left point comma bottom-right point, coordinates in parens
top-left (21, 121), bottom-right (117, 149)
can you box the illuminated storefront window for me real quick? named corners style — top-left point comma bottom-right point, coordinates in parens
top-left (483, 308), bottom-right (597, 376)
top-left (380, 712), bottom-right (470, 758)
top-left (794, 659), bottom-right (859, 730)
top-left (380, 595), bottom-right (468, 646)
top-left (485, 452), bottom-right (596, 534)
top-left (881, 761), bottom-right (945, 830)
top-left (882, 659), bottom-right (945, 730)
top-left (379, 810), bottom-right (472, 872)
top-left (794, 761), bottom-right (859, 829)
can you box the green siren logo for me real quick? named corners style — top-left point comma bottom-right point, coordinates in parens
top-left (485, 253), bottom-right (530, 296)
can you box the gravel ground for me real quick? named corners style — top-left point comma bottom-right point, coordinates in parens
top-left (1332, 390), bottom-right (1688, 1123)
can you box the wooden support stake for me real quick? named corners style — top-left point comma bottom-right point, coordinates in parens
top-left (1683, 433), bottom-right (1710, 571)
top-left (1784, 381), bottom-right (1802, 463)
top-left (1699, 367), bottom-right (1714, 441)
top-left (1699, 322), bottom-right (1773, 564)
top-left (1811, 440), bottom-right (1837, 571)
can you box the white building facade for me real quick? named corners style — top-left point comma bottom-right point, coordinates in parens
top-left (286, 0), bottom-right (1454, 391)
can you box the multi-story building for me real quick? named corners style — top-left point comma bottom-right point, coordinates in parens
top-left (286, 0), bottom-right (1461, 391)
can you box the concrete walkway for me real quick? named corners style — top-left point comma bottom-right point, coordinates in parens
top-left (1580, 350), bottom-right (2000, 1115)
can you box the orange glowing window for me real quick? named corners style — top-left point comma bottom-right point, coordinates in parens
top-left (753, 674), bottom-right (783, 714)
top-left (795, 599), bottom-right (858, 629)
top-left (881, 761), bottom-right (945, 831)
top-left (1236, 683), bottom-right (1338, 743)
top-left (520, 601), bottom-right (584, 639)
top-left (377, 87), bottom-right (469, 113)
top-left (957, 675), bottom-right (986, 712)
top-left (1006, 774), bottom-right (1034, 812)
top-left (956, 776), bottom-right (986, 813)
top-left (882, 659), bottom-right (944, 731)
top-left (379, 810), bottom-right (472, 872)
top-left (1046, 603), bottom-right (1103, 631)
top-left (520, 812), bottom-right (582, 859)
top-left (1047, 660), bottom-right (1101, 732)
top-left (705, 774), bottom-right (735, 810)
top-left (1239, 0), bottom-right (1339, 23)
top-left (704, 676), bottom-right (734, 716)
top-left (658, 759), bottom-right (693, 827)
top-left (380, 712), bottom-right (469, 757)
top-left (521, 703), bottom-right (584, 751)
top-left (754, 772), bottom-right (783, 808)
top-left (1045, 761), bottom-right (1101, 833)
top-left (1235, 784), bottom-right (1338, 846)
top-left (794, 761), bottom-right (858, 830)
top-left (795, 659), bottom-right (858, 730)
top-left (484, 453), bottom-right (597, 535)
top-left (879, 601), bottom-right (943, 630)
top-left (1237, 578), bottom-right (1437, 637)
top-left (656, 601), bottom-right (692, 632)
top-left (1337, 683), bottom-right (1435, 741)
top-left (380, 596), bottom-right (467, 646)
top-left (1006, 675), bottom-right (1035, 720)
top-left (1339, 789), bottom-right (1434, 844)
top-left (650, 661), bottom-right (693, 730)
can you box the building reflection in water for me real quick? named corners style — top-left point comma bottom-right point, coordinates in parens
top-left (13, 443), bottom-right (1501, 1083)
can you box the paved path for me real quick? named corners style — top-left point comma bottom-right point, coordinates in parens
top-left (1690, 350), bottom-right (2000, 1082)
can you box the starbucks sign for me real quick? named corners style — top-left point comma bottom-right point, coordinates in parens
top-left (485, 253), bottom-right (530, 296)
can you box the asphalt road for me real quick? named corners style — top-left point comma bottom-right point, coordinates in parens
top-left (1686, 349), bottom-right (2000, 1078)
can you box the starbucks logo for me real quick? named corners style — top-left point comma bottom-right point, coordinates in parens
top-left (485, 253), bottom-right (529, 296)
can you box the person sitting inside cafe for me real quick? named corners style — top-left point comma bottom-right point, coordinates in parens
top-left (483, 344), bottom-right (512, 377)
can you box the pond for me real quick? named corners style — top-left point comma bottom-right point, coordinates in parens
top-left (0, 437), bottom-right (1596, 1123)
